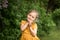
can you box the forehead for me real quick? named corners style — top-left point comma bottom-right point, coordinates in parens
top-left (29, 12), bottom-right (37, 16)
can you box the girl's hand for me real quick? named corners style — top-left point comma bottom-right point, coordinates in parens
top-left (20, 21), bottom-right (29, 31)
top-left (29, 27), bottom-right (37, 37)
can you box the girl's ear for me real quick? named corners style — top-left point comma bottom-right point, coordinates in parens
top-left (36, 15), bottom-right (39, 19)
top-left (36, 16), bottom-right (38, 18)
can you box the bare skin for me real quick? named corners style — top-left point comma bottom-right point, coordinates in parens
top-left (20, 11), bottom-right (38, 37)
top-left (20, 22), bottom-right (28, 31)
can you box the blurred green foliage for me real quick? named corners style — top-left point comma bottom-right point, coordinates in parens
top-left (0, 0), bottom-right (60, 40)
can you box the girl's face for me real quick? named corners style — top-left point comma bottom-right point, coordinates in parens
top-left (27, 12), bottom-right (37, 23)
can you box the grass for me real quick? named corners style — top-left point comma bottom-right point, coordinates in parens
top-left (41, 30), bottom-right (60, 40)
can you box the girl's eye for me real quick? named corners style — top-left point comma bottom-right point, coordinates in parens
top-left (32, 16), bottom-right (34, 18)
top-left (29, 14), bottom-right (31, 16)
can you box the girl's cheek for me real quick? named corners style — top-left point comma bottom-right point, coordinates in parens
top-left (28, 16), bottom-right (32, 21)
top-left (28, 15), bottom-right (30, 18)
top-left (33, 19), bottom-right (34, 21)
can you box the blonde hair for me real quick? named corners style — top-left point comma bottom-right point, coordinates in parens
top-left (28, 9), bottom-right (39, 18)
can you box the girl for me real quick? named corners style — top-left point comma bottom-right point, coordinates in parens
top-left (20, 10), bottom-right (40, 40)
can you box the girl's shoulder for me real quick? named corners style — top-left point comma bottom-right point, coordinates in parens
top-left (21, 20), bottom-right (26, 22)
top-left (20, 20), bottom-right (27, 24)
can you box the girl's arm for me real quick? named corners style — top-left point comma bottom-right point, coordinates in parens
top-left (30, 25), bottom-right (37, 37)
top-left (20, 22), bottom-right (28, 31)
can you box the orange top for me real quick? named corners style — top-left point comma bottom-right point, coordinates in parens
top-left (20, 20), bottom-right (40, 40)
top-left (20, 20), bottom-right (37, 35)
